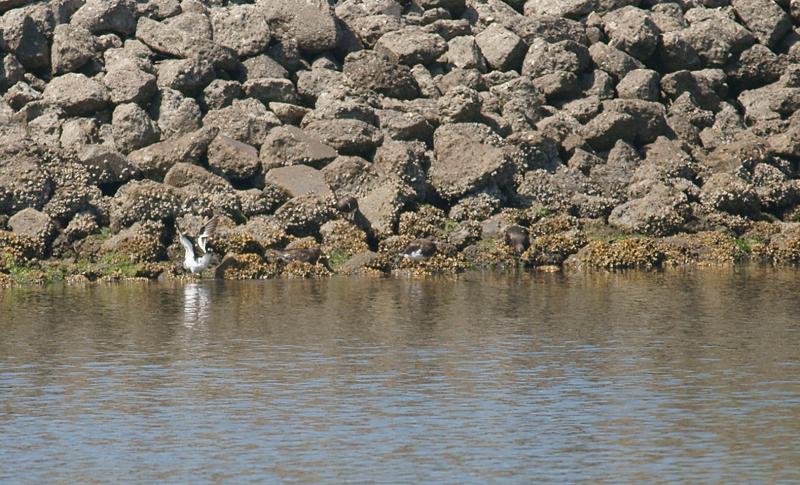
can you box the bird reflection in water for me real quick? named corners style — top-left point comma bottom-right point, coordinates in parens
top-left (183, 283), bottom-right (211, 327)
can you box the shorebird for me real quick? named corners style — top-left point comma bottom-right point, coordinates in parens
top-left (504, 225), bottom-right (530, 255)
top-left (270, 247), bottom-right (323, 265)
top-left (400, 238), bottom-right (437, 261)
top-left (178, 216), bottom-right (219, 275)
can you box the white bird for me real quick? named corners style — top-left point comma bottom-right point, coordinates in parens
top-left (178, 216), bottom-right (219, 275)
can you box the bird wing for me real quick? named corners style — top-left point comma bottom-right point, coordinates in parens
top-left (197, 216), bottom-right (219, 254)
top-left (178, 232), bottom-right (196, 260)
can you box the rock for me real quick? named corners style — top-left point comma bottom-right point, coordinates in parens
top-left (128, 126), bottom-right (218, 179)
top-left (582, 111), bottom-right (638, 150)
top-left (616, 69), bottom-right (660, 101)
top-left (203, 99), bottom-right (281, 148)
top-left (608, 183), bottom-right (691, 236)
top-left (522, 39), bottom-right (591, 78)
top-left (152, 88), bottom-right (202, 138)
top-left (207, 135), bottom-right (260, 181)
top-left (77, 144), bottom-right (139, 186)
top-left (358, 180), bottom-right (415, 238)
top-left (100, 220), bottom-right (165, 262)
top-left (603, 6), bottom-right (661, 61)
top-left (524, 0), bottom-right (594, 18)
top-left (240, 54), bottom-right (288, 81)
top-left (135, 17), bottom-right (237, 69)
top-left (0, 150), bottom-right (54, 214)
top-left (269, 102), bottom-right (310, 126)
top-left (274, 193), bottom-right (336, 236)
top-left (43, 73), bottom-right (110, 116)
top-left (700, 173), bottom-right (760, 216)
top-left (726, 44), bottom-right (782, 91)
top-left (51, 24), bottom-right (96, 75)
top-left (731, 0), bottom-right (791, 48)
top-left (475, 23), bottom-right (527, 72)
top-left (260, 125), bottom-right (338, 170)
top-left (156, 57), bottom-right (215, 96)
top-left (661, 69), bottom-right (727, 112)
top-left (256, 0), bottom-right (339, 53)
top-left (375, 27), bottom-right (447, 65)
top-left (9, 208), bottom-right (57, 254)
top-left (444, 36), bottom-right (487, 72)
top-left (304, 119), bottom-right (383, 157)
top-left (0, 54), bottom-right (25, 90)
top-left (588, 42), bottom-right (644, 81)
top-left (373, 140), bottom-right (430, 198)
top-left (680, 7), bottom-right (754, 67)
top-left (3, 81), bottom-right (41, 111)
top-left (112, 103), bottom-right (161, 153)
top-left (438, 86), bottom-right (482, 124)
top-left (295, 68), bottom-right (343, 104)
top-left (265, 165), bottom-right (334, 199)
top-left (0, 6), bottom-right (50, 71)
top-left (430, 123), bottom-right (514, 200)
top-left (71, 0), bottom-right (137, 36)
top-left (210, 5), bottom-right (271, 58)
top-left (376, 109), bottom-right (434, 142)
top-left (104, 61), bottom-right (158, 105)
top-left (163, 162), bottom-right (232, 192)
top-left (243, 77), bottom-right (298, 104)
top-left (110, 180), bottom-right (183, 230)
top-left (342, 50), bottom-right (420, 100)
top-left (200, 79), bottom-right (244, 110)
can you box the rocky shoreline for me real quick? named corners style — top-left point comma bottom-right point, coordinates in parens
top-left (4, 0), bottom-right (800, 286)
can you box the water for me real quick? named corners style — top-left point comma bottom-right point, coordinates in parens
top-left (1, 268), bottom-right (799, 484)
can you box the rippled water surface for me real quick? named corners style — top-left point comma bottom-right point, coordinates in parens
top-left (1, 269), bottom-right (800, 483)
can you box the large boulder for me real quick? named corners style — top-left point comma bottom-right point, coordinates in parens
top-left (103, 61), bottom-right (158, 105)
top-left (256, 0), bottom-right (339, 53)
top-left (429, 123), bottom-right (514, 200)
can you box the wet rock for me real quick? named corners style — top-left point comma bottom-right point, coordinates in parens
top-left (207, 135), bottom-right (260, 181)
top-left (203, 99), bottom-right (281, 148)
top-left (430, 123), bottom-right (514, 200)
top-left (257, 0), bottom-right (339, 54)
top-left (260, 126), bottom-right (338, 170)
top-left (210, 5), bottom-right (271, 58)
top-left (375, 27), bottom-right (447, 65)
top-left (112, 103), bottom-right (161, 154)
top-left (265, 165), bottom-right (334, 199)
top-left (343, 50), bottom-right (420, 100)
top-left (43, 73), bottom-right (110, 116)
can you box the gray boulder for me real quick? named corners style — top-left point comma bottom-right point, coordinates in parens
top-left (265, 165), bottom-right (334, 199)
top-left (202, 99), bottom-right (281, 148)
top-left (357, 180), bottom-right (415, 238)
top-left (77, 144), bottom-right (139, 186)
top-left (156, 57), bottom-right (215, 96)
top-left (731, 0), bottom-right (791, 48)
top-left (244, 77), bottom-right (298, 104)
top-left (430, 123), bottom-right (514, 200)
top-left (71, 0), bottom-right (137, 36)
top-left (110, 180), bottom-right (183, 230)
top-left (112, 103), bottom-right (161, 154)
top-left (522, 39), bottom-right (590, 78)
top-left (152, 88), bottom-right (202, 138)
top-left (475, 23), bottom-right (527, 72)
top-left (104, 61), bottom-right (158, 105)
top-left (603, 6), bottom-right (661, 61)
top-left (0, 7), bottom-right (51, 71)
top-left (208, 135), bottom-right (261, 181)
top-left (304, 119), bottom-right (383, 157)
top-left (700, 173), bottom-right (760, 216)
top-left (128, 126), bottom-right (218, 179)
top-left (608, 183), bottom-right (691, 236)
top-left (200, 79), bottom-right (244, 111)
top-left (9, 208), bottom-right (57, 253)
top-left (588, 42), bottom-right (644, 81)
top-left (260, 125), bottom-right (338, 170)
top-left (616, 69), bottom-right (660, 101)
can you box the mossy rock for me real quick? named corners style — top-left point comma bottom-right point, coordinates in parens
top-left (522, 230), bottom-right (587, 267)
top-left (572, 237), bottom-right (665, 269)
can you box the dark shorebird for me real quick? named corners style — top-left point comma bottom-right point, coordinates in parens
top-left (504, 225), bottom-right (530, 255)
top-left (178, 216), bottom-right (220, 274)
top-left (270, 247), bottom-right (323, 265)
top-left (400, 238), bottom-right (437, 261)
